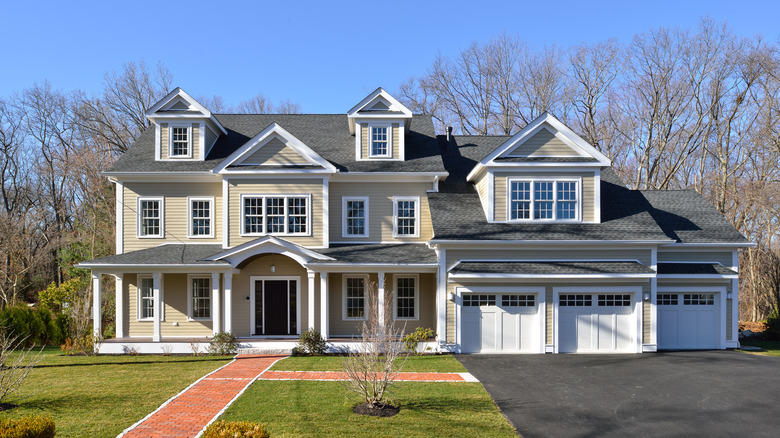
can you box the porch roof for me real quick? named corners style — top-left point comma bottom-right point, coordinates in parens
top-left (656, 263), bottom-right (737, 276)
top-left (78, 244), bottom-right (228, 268)
top-left (314, 244), bottom-right (437, 265)
top-left (449, 261), bottom-right (655, 276)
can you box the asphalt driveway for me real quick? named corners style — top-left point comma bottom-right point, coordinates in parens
top-left (457, 351), bottom-right (780, 437)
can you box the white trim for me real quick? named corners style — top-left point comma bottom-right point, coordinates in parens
top-left (249, 276), bottom-right (302, 336)
top-left (136, 274), bottom-right (154, 321)
top-left (505, 177), bottom-right (582, 223)
top-left (347, 87), bottom-right (413, 120)
top-left (136, 197), bottom-right (165, 239)
top-left (435, 248), bottom-right (447, 347)
top-left (187, 196), bottom-right (215, 239)
top-left (144, 87), bottom-right (227, 135)
top-left (354, 121), bottom-right (361, 158)
top-left (322, 177), bottom-right (329, 248)
top-left (307, 271), bottom-right (316, 330)
top-left (593, 168), bottom-right (601, 223)
top-left (187, 274), bottom-right (213, 321)
top-left (392, 196), bottom-right (420, 238)
top-left (238, 194), bottom-right (313, 238)
top-left (199, 122), bottom-right (205, 161)
top-left (154, 125), bottom-right (161, 161)
top-left (342, 274), bottom-right (370, 321)
top-left (657, 285), bottom-right (728, 350)
top-left (342, 196), bottom-right (369, 238)
top-left (222, 179), bottom-right (229, 248)
top-left (392, 274), bottom-right (419, 321)
top-left (431, 239), bottom-right (675, 246)
top-left (552, 286), bottom-right (643, 354)
top-left (206, 235), bottom-right (333, 266)
top-left (487, 171), bottom-right (495, 222)
top-left (455, 286), bottom-right (546, 354)
top-left (167, 123), bottom-right (193, 159)
top-left (449, 272), bottom-right (654, 280)
top-left (116, 181), bottom-right (123, 254)
top-left (367, 123), bottom-right (393, 158)
top-left (114, 275), bottom-right (124, 338)
top-left (320, 272), bottom-right (329, 338)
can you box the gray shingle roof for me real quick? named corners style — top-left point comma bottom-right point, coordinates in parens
top-left (450, 261), bottom-right (654, 275)
top-left (110, 114), bottom-right (446, 174)
top-left (657, 263), bottom-right (737, 276)
top-left (80, 244), bottom-right (227, 266)
top-left (315, 244), bottom-right (437, 265)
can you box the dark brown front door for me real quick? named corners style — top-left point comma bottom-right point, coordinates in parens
top-left (263, 280), bottom-right (289, 335)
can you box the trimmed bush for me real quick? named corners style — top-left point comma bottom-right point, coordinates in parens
top-left (297, 328), bottom-right (327, 355)
top-left (0, 306), bottom-right (66, 347)
top-left (0, 415), bottom-right (55, 438)
top-left (209, 331), bottom-right (238, 355)
top-left (203, 420), bottom-right (270, 438)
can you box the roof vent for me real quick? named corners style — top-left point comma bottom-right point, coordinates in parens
top-left (446, 126), bottom-right (453, 141)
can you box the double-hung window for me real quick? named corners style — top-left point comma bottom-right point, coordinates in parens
top-left (188, 197), bottom-right (214, 238)
top-left (189, 276), bottom-right (211, 320)
top-left (509, 178), bottom-right (579, 221)
top-left (138, 197), bottom-right (164, 238)
top-left (241, 195), bottom-right (310, 236)
top-left (394, 196), bottom-right (419, 237)
top-left (344, 276), bottom-right (367, 320)
top-left (394, 275), bottom-right (418, 320)
top-left (169, 125), bottom-right (192, 158)
top-left (369, 125), bottom-right (392, 157)
top-left (138, 276), bottom-right (155, 320)
top-left (343, 197), bottom-right (368, 237)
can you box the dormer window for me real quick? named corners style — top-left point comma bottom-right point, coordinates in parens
top-left (509, 178), bottom-right (580, 221)
top-left (169, 125), bottom-right (192, 158)
top-left (369, 124), bottom-right (392, 157)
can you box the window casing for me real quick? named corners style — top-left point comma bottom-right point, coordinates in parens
top-left (342, 197), bottom-right (369, 237)
top-left (137, 197), bottom-right (164, 238)
top-left (508, 178), bottom-right (580, 222)
top-left (188, 197), bottom-right (214, 238)
top-left (137, 276), bottom-right (155, 320)
top-left (241, 194), bottom-right (311, 236)
top-left (188, 276), bottom-right (211, 320)
top-left (369, 124), bottom-right (392, 157)
top-left (394, 275), bottom-right (418, 320)
top-left (393, 196), bottom-right (419, 238)
top-left (343, 276), bottom-right (367, 320)
top-left (559, 294), bottom-right (592, 307)
top-left (463, 294), bottom-right (496, 307)
top-left (168, 125), bottom-right (192, 158)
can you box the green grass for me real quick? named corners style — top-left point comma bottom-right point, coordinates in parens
top-left (739, 340), bottom-right (780, 357)
top-left (0, 347), bottom-right (232, 437)
top-left (219, 380), bottom-right (517, 437)
top-left (271, 354), bottom-right (467, 373)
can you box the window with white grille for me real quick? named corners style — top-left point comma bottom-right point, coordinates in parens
top-left (657, 294), bottom-right (678, 305)
top-left (190, 277), bottom-right (211, 319)
top-left (508, 178), bottom-right (579, 221)
top-left (559, 294), bottom-right (592, 307)
top-left (170, 126), bottom-right (190, 157)
top-left (683, 294), bottom-right (715, 305)
top-left (463, 294), bottom-right (496, 307)
top-left (241, 195), bottom-right (310, 236)
top-left (370, 125), bottom-right (390, 157)
top-left (394, 197), bottom-right (418, 237)
top-left (502, 294), bottom-right (535, 307)
top-left (138, 276), bottom-right (154, 320)
top-left (344, 276), bottom-right (366, 319)
top-left (395, 276), bottom-right (417, 319)
top-left (598, 294), bottom-right (631, 306)
top-left (189, 198), bottom-right (212, 237)
top-left (343, 198), bottom-right (368, 237)
top-left (138, 198), bottom-right (163, 238)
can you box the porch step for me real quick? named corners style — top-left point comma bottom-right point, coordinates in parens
top-left (237, 347), bottom-right (294, 355)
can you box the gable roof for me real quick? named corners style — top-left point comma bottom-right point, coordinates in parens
top-left (212, 122), bottom-right (337, 174)
top-left (145, 87), bottom-right (228, 135)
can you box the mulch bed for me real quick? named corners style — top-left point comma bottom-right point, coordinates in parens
top-left (739, 321), bottom-right (767, 333)
top-left (353, 403), bottom-right (400, 417)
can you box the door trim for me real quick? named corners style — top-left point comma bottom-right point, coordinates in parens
top-left (249, 276), bottom-right (301, 336)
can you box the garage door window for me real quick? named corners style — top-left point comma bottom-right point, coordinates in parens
top-left (657, 294), bottom-right (678, 305)
top-left (502, 294), bottom-right (535, 307)
top-left (559, 294), bottom-right (592, 306)
top-left (597, 294), bottom-right (631, 306)
top-left (463, 294), bottom-right (496, 306)
top-left (683, 294), bottom-right (715, 305)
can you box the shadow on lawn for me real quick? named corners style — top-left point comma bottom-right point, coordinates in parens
top-left (33, 357), bottom-right (230, 369)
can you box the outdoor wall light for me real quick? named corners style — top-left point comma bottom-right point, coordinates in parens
top-left (643, 292), bottom-right (650, 301)
top-left (447, 292), bottom-right (456, 301)
top-left (727, 292), bottom-right (733, 299)
top-left (271, 264), bottom-right (276, 273)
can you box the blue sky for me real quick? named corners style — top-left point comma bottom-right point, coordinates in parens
top-left (1, 0), bottom-right (778, 113)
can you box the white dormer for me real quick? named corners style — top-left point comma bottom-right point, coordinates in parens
top-left (467, 113), bottom-right (611, 224)
top-left (146, 88), bottom-right (228, 161)
top-left (347, 88), bottom-right (413, 161)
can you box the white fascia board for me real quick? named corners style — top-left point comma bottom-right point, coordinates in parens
top-left (219, 168), bottom-right (335, 175)
top-left (206, 235), bottom-right (335, 262)
top-left (657, 274), bottom-right (739, 280)
top-left (103, 172), bottom-right (221, 182)
top-left (331, 172), bottom-right (448, 183)
top-left (430, 239), bottom-right (676, 246)
top-left (212, 122), bottom-right (337, 174)
top-left (659, 242), bottom-right (756, 248)
top-left (76, 263), bottom-right (232, 270)
top-left (146, 88), bottom-right (227, 133)
top-left (447, 258), bottom-right (645, 272)
top-left (490, 162), bottom-right (605, 169)
top-left (448, 273), bottom-right (655, 280)
top-left (307, 264), bottom-right (438, 273)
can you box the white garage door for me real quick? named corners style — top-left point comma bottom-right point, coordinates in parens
top-left (558, 294), bottom-right (636, 353)
top-left (461, 293), bottom-right (541, 353)
top-left (658, 293), bottom-right (719, 349)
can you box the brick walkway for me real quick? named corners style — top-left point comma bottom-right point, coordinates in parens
top-left (120, 355), bottom-right (478, 437)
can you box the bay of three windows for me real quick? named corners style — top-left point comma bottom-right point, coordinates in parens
top-left (509, 178), bottom-right (579, 221)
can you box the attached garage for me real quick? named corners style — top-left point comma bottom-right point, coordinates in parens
top-left (657, 290), bottom-right (723, 350)
top-left (554, 287), bottom-right (642, 354)
top-left (458, 289), bottom-right (544, 353)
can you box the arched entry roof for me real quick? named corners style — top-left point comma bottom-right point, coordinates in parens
top-left (205, 236), bottom-right (334, 268)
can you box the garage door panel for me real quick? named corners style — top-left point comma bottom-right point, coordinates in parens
top-left (558, 293), bottom-right (637, 353)
top-left (481, 311), bottom-right (497, 351)
top-left (461, 293), bottom-right (541, 353)
top-left (519, 312), bottom-right (537, 350)
top-left (615, 313), bottom-right (634, 351)
top-left (501, 313), bottom-right (518, 350)
top-left (658, 293), bottom-right (719, 350)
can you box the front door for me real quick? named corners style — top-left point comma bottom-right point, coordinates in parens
top-left (252, 278), bottom-right (298, 336)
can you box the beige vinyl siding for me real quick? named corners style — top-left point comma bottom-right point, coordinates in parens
top-left (726, 298), bottom-right (733, 341)
top-left (230, 254), bottom-right (309, 337)
top-left (228, 178), bottom-right (323, 247)
top-left (447, 300), bottom-right (456, 343)
top-left (123, 182), bottom-right (223, 252)
top-left (505, 128), bottom-right (580, 157)
top-left (329, 182), bottom-right (434, 242)
top-left (160, 122), bottom-right (201, 160)
top-left (205, 126), bottom-right (218, 155)
top-left (360, 123), bottom-right (401, 160)
top-left (657, 251), bottom-right (735, 267)
top-left (494, 171), bottom-right (595, 222)
top-left (643, 296), bottom-right (652, 344)
top-left (446, 248), bottom-right (653, 268)
top-left (242, 136), bottom-right (309, 165)
top-left (127, 273), bottom-right (213, 337)
top-left (475, 173), bottom-right (490, 217)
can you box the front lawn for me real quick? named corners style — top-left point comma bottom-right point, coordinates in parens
top-left (739, 340), bottom-right (780, 357)
top-left (272, 354), bottom-right (467, 372)
top-left (218, 380), bottom-right (517, 437)
top-left (0, 347), bottom-right (232, 437)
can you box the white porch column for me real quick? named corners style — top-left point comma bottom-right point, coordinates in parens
top-left (377, 271), bottom-right (386, 330)
top-left (435, 248), bottom-right (447, 345)
top-left (320, 272), bottom-right (328, 338)
top-left (308, 270), bottom-right (316, 330)
top-left (152, 272), bottom-right (161, 342)
top-left (114, 275), bottom-right (124, 338)
top-left (212, 272), bottom-right (221, 335)
top-left (224, 272), bottom-right (233, 333)
top-left (92, 273), bottom-right (102, 339)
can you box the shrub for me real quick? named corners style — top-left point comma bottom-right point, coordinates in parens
top-left (297, 328), bottom-right (327, 355)
top-left (402, 327), bottom-right (436, 354)
top-left (0, 415), bottom-right (54, 438)
top-left (203, 420), bottom-right (269, 438)
top-left (209, 331), bottom-right (238, 355)
top-left (0, 306), bottom-right (66, 347)
top-left (763, 308), bottom-right (780, 340)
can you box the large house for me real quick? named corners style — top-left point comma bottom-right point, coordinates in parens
top-left (80, 87), bottom-right (751, 354)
